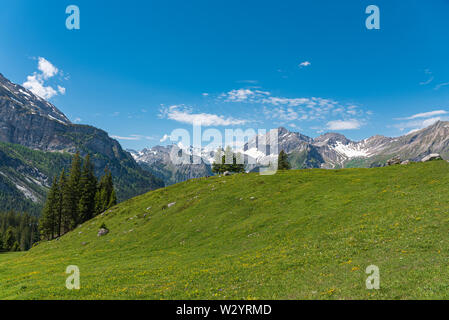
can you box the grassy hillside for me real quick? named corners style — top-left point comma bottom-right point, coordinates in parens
top-left (1, 161), bottom-right (449, 299)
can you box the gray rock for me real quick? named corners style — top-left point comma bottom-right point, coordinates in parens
top-left (421, 153), bottom-right (442, 162)
top-left (223, 171), bottom-right (231, 176)
top-left (168, 202), bottom-right (176, 208)
top-left (387, 156), bottom-right (401, 166)
top-left (97, 228), bottom-right (109, 237)
top-left (401, 160), bottom-right (410, 165)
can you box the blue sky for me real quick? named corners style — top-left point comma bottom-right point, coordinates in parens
top-left (1, 0), bottom-right (449, 150)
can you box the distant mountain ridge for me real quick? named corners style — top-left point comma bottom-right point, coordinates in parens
top-left (129, 145), bottom-right (212, 186)
top-left (132, 121), bottom-right (449, 184)
top-left (0, 73), bottom-right (163, 214)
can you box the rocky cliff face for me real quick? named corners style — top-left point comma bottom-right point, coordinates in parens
top-left (0, 73), bottom-right (163, 210)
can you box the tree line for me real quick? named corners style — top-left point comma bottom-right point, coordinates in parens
top-left (0, 211), bottom-right (39, 252)
top-left (212, 146), bottom-right (245, 174)
top-left (212, 147), bottom-right (291, 173)
top-left (40, 152), bottom-right (117, 240)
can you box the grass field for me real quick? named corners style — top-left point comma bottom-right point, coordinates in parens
top-left (1, 161), bottom-right (449, 300)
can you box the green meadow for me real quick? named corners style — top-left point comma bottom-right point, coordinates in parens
top-left (1, 161), bottom-right (449, 300)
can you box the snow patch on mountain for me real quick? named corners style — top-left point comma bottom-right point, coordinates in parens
top-left (332, 141), bottom-right (369, 158)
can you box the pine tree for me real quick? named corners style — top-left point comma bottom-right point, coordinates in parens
top-left (3, 226), bottom-right (16, 251)
top-left (95, 167), bottom-right (117, 215)
top-left (78, 154), bottom-right (97, 223)
top-left (62, 152), bottom-right (81, 230)
top-left (108, 188), bottom-right (117, 208)
top-left (212, 146), bottom-right (245, 174)
top-left (57, 169), bottom-right (67, 237)
top-left (212, 148), bottom-right (225, 174)
top-left (278, 150), bottom-right (291, 170)
top-left (11, 241), bottom-right (20, 252)
top-left (40, 177), bottom-right (59, 240)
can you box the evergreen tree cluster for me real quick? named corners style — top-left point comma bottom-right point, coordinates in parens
top-left (39, 153), bottom-right (117, 240)
top-left (212, 146), bottom-right (246, 174)
top-left (0, 211), bottom-right (39, 252)
top-left (277, 150), bottom-right (291, 170)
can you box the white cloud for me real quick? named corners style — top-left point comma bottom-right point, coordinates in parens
top-left (38, 57), bottom-right (59, 79)
top-left (160, 134), bottom-right (170, 142)
top-left (327, 119), bottom-right (362, 130)
top-left (299, 61), bottom-right (311, 68)
top-left (22, 57), bottom-right (65, 100)
top-left (23, 74), bottom-right (58, 100)
top-left (220, 88), bottom-right (368, 129)
top-left (262, 97), bottom-right (311, 107)
top-left (73, 117), bottom-right (82, 123)
top-left (161, 105), bottom-right (249, 126)
top-left (57, 85), bottom-right (66, 95)
top-left (226, 89), bottom-right (257, 102)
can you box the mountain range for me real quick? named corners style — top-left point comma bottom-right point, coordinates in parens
top-left (0, 73), bottom-right (163, 215)
top-left (131, 122), bottom-right (449, 180)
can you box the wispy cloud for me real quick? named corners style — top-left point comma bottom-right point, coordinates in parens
top-left (22, 57), bottom-right (66, 100)
top-left (298, 61), bottom-right (311, 68)
top-left (224, 89), bottom-right (269, 102)
top-left (420, 69), bottom-right (434, 85)
top-left (394, 110), bottom-right (449, 132)
top-left (326, 119), bottom-right (362, 130)
top-left (397, 110), bottom-right (448, 120)
top-left (111, 134), bottom-right (156, 141)
top-left (160, 134), bottom-right (170, 142)
top-left (434, 82), bottom-right (449, 90)
top-left (222, 87), bottom-right (368, 129)
top-left (160, 105), bottom-right (249, 126)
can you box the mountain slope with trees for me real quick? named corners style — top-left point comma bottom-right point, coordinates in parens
top-left (0, 73), bottom-right (163, 214)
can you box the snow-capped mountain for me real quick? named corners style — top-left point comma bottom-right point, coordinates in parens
top-left (133, 121), bottom-right (449, 184)
top-left (0, 73), bottom-right (70, 126)
top-left (128, 145), bottom-right (212, 186)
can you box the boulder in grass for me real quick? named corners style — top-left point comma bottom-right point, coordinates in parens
top-left (421, 153), bottom-right (442, 162)
top-left (223, 171), bottom-right (231, 176)
top-left (167, 202), bottom-right (176, 208)
top-left (97, 228), bottom-right (109, 237)
top-left (387, 156), bottom-right (401, 166)
top-left (401, 160), bottom-right (410, 165)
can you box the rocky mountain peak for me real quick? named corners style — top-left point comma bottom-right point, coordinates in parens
top-left (0, 72), bottom-right (70, 125)
top-left (313, 132), bottom-right (351, 146)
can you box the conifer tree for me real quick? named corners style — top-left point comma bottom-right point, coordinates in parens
top-left (95, 167), bottom-right (117, 215)
top-left (212, 146), bottom-right (245, 174)
top-left (3, 226), bottom-right (16, 251)
top-left (278, 150), bottom-right (291, 170)
top-left (57, 169), bottom-right (67, 237)
top-left (62, 152), bottom-right (81, 230)
top-left (78, 154), bottom-right (97, 223)
top-left (40, 177), bottom-right (59, 240)
top-left (108, 188), bottom-right (117, 208)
